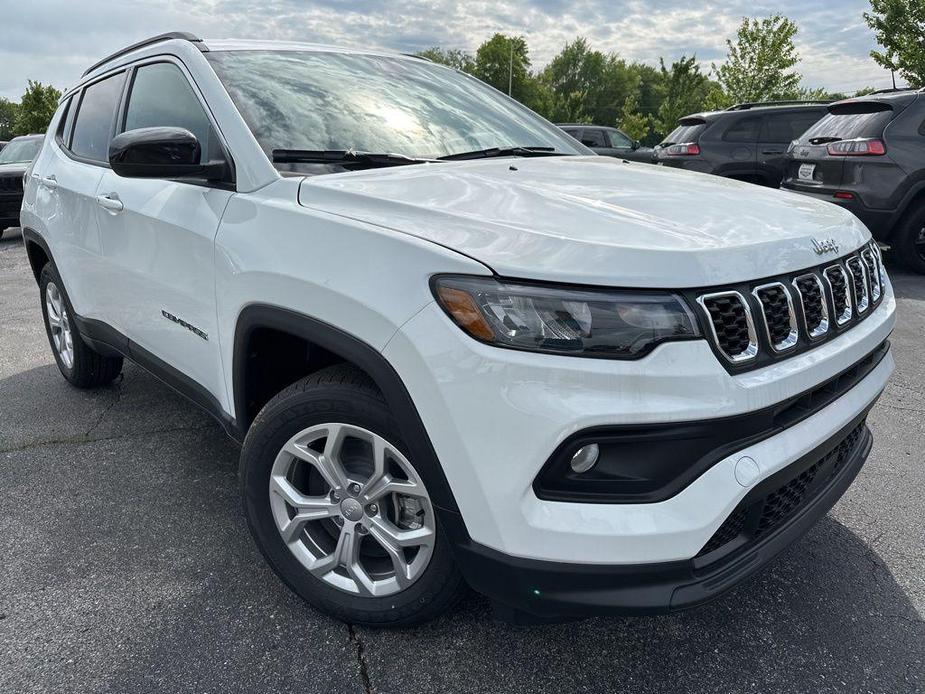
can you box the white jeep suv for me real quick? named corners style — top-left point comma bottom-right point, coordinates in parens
top-left (21, 33), bottom-right (895, 626)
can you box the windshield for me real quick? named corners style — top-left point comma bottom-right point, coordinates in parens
top-left (799, 104), bottom-right (893, 143)
top-left (206, 50), bottom-right (586, 173)
top-left (661, 120), bottom-right (706, 146)
top-left (0, 137), bottom-right (41, 164)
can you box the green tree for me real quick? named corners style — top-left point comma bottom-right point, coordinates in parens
top-left (654, 56), bottom-right (710, 137)
top-left (541, 37), bottom-right (636, 125)
top-left (0, 98), bottom-right (19, 140)
top-left (864, 0), bottom-right (925, 87)
top-left (714, 15), bottom-right (802, 103)
top-left (473, 34), bottom-right (532, 99)
top-left (14, 80), bottom-right (61, 135)
top-left (618, 93), bottom-right (650, 141)
top-left (416, 47), bottom-right (475, 73)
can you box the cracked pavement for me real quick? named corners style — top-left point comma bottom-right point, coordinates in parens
top-left (1, 227), bottom-right (923, 694)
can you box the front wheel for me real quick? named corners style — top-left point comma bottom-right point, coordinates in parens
top-left (240, 365), bottom-right (467, 626)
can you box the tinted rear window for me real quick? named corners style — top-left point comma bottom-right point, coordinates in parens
top-left (71, 72), bottom-right (126, 162)
top-left (800, 102), bottom-right (893, 143)
top-left (663, 119), bottom-right (706, 145)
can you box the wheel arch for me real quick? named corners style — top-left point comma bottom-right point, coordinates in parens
top-left (21, 227), bottom-right (54, 283)
top-left (232, 304), bottom-right (464, 515)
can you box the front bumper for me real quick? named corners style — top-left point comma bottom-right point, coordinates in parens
top-left (449, 412), bottom-right (874, 621)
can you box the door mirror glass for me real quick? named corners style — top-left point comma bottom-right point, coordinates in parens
top-left (633, 140), bottom-right (641, 150)
top-left (109, 126), bottom-right (226, 179)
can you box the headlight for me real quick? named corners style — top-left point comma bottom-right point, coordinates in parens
top-left (432, 275), bottom-right (700, 358)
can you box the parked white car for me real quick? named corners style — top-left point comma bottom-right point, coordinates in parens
top-left (21, 33), bottom-right (895, 626)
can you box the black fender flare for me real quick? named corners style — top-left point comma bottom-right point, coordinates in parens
top-left (232, 304), bottom-right (465, 519)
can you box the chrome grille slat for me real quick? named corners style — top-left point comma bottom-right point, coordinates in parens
top-left (791, 273), bottom-right (829, 339)
top-left (752, 282), bottom-right (798, 352)
top-left (697, 291), bottom-right (759, 363)
top-left (823, 264), bottom-right (853, 326)
top-left (861, 248), bottom-right (882, 303)
top-left (846, 257), bottom-right (870, 314)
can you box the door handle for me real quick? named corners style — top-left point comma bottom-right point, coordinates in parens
top-left (96, 193), bottom-right (124, 213)
top-left (40, 175), bottom-right (58, 190)
top-left (762, 150), bottom-right (784, 155)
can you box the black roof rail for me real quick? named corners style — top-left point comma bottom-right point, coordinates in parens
top-left (82, 32), bottom-right (204, 77)
top-left (725, 100), bottom-right (833, 111)
top-left (866, 87), bottom-right (917, 95)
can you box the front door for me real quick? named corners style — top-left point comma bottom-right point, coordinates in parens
top-left (94, 60), bottom-right (233, 405)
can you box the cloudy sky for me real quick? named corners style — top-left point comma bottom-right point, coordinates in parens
top-left (0, 0), bottom-right (902, 101)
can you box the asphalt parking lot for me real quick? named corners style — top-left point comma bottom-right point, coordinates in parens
top-left (0, 225), bottom-right (923, 694)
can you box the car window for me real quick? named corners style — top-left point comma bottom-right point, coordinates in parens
top-left (760, 111), bottom-right (824, 142)
top-left (723, 116), bottom-right (761, 143)
top-left (70, 72), bottom-right (125, 162)
top-left (581, 129), bottom-right (607, 147)
top-left (123, 62), bottom-right (217, 162)
top-left (662, 119), bottom-right (706, 145)
top-left (607, 129), bottom-right (633, 148)
top-left (206, 50), bottom-right (584, 171)
top-left (0, 137), bottom-right (42, 164)
top-left (55, 96), bottom-right (73, 143)
top-left (800, 102), bottom-right (893, 143)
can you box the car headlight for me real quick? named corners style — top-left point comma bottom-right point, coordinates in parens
top-left (432, 275), bottom-right (700, 358)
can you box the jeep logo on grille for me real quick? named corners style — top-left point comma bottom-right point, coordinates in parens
top-left (812, 238), bottom-right (839, 255)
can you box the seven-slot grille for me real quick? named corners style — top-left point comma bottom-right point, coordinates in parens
top-left (697, 242), bottom-right (884, 368)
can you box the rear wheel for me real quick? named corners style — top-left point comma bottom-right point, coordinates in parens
top-left (895, 202), bottom-right (925, 274)
top-left (240, 365), bottom-right (466, 626)
top-left (39, 263), bottom-right (123, 387)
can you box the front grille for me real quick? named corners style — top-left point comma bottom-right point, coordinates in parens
top-left (698, 292), bottom-right (757, 362)
top-left (694, 243), bottom-right (883, 371)
top-left (0, 176), bottom-right (23, 193)
top-left (696, 421), bottom-right (867, 562)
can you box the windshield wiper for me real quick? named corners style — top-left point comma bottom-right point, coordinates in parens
top-left (808, 136), bottom-right (842, 145)
top-left (437, 146), bottom-right (566, 161)
top-left (272, 149), bottom-right (434, 168)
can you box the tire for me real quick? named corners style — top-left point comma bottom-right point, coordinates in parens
top-left (895, 201), bottom-right (925, 274)
top-left (240, 364), bottom-right (467, 627)
top-left (39, 263), bottom-right (123, 388)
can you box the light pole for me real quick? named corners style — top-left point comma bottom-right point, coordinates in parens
top-left (508, 41), bottom-right (514, 96)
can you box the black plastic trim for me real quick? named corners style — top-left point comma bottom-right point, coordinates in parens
top-left (533, 339), bottom-right (889, 503)
top-left (82, 32), bottom-right (204, 77)
top-left (453, 410), bottom-right (875, 623)
top-left (232, 304), bottom-right (464, 517)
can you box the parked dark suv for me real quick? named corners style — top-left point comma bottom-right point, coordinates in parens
top-left (558, 124), bottom-right (656, 163)
top-left (656, 102), bottom-right (829, 186)
top-left (782, 89), bottom-right (925, 273)
top-left (0, 134), bottom-right (43, 237)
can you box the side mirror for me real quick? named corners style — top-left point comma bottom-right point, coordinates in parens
top-left (632, 140), bottom-right (641, 150)
top-left (109, 127), bottom-right (229, 181)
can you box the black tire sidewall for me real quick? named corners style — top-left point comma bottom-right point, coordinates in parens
top-left (897, 203), bottom-right (925, 274)
top-left (39, 263), bottom-right (78, 380)
top-left (240, 383), bottom-right (462, 625)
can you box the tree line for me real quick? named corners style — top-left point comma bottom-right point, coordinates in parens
top-left (1, 0), bottom-right (920, 144)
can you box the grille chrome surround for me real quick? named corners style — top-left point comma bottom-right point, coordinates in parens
top-left (823, 264), bottom-right (853, 326)
top-left (861, 248), bottom-right (882, 303)
top-left (751, 282), bottom-right (798, 352)
top-left (846, 257), bottom-right (870, 314)
top-left (697, 291), bottom-right (759, 363)
top-left (791, 273), bottom-right (829, 339)
top-left (694, 242), bottom-right (884, 372)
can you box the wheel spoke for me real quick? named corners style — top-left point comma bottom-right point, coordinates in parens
top-left (368, 524), bottom-right (413, 588)
top-left (362, 475), bottom-right (423, 503)
top-left (283, 438), bottom-right (349, 491)
top-left (368, 516), bottom-right (434, 549)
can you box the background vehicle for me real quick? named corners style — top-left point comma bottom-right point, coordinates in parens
top-left (20, 34), bottom-right (894, 628)
top-left (0, 134), bottom-right (42, 236)
top-left (782, 89), bottom-right (925, 274)
top-left (657, 102), bottom-right (829, 186)
top-left (558, 124), bottom-right (656, 163)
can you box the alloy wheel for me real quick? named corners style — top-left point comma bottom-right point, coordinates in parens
top-left (45, 281), bottom-right (74, 369)
top-left (269, 423), bottom-right (436, 597)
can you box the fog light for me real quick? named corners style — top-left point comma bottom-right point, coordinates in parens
top-left (570, 444), bottom-right (600, 474)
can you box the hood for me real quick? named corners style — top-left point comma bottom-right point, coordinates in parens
top-left (297, 156), bottom-right (870, 288)
top-left (0, 162), bottom-right (28, 177)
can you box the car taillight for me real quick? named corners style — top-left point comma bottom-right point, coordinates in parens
top-left (826, 138), bottom-right (886, 156)
top-left (663, 142), bottom-right (700, 156)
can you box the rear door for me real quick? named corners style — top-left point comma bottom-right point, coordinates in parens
top-left (757, 109), bottom-right (826, 186)
top-left (717, 115), bottom-right (760, 176)
top-left (783, 101), bottom-right (899, 193)
top-left (94, 59), bottom-right (234, 402)
top-left (578, 127), bottom-right (608, 153)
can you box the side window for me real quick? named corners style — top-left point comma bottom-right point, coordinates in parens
top-left (723, 116), bottom-right (761, 143)
top-left (55, 96), bottom-right (74, 143)
top-left (607, 129), bottom-right (633, 148)
top-left (123, 62), bottom-right (217, 162)
top-left (787, 112), bottom-right (826, 141)
top-left (581, 129), bottom-right (607, 147)
top-left (71, 72), bottom-right (126, 162)
top-left (760, 112), bottom-right (823, 143)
